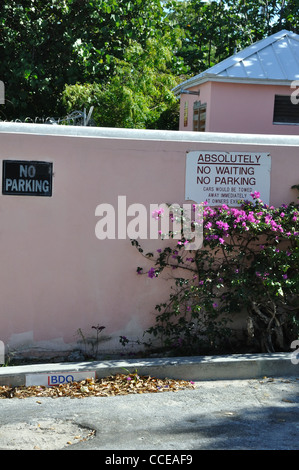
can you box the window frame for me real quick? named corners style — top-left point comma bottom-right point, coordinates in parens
top-left (193, 101), bottom-right (207, 132)
top-left (273, 94), bottom-right (299, 126)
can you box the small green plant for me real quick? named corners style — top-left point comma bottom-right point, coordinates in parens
top-left (0, 344), bottom-right (15, 367)
top-left (75, 325), bottom-right (106, 359)
top-left (121, 367), bottom-right (140, 383)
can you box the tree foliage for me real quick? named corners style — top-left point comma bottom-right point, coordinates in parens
top-left (62, 35), bottom-right (181, 129)
top-left (0, 0), bottom-right (168, 121)
top-left (167, 0), bottom-right (299, 74)
top-left (0, 0), bottom-right (298, 127)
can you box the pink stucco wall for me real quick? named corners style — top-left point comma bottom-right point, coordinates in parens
top-left (0, 124), bottom-right (298, 359)
top-left (180, 81), bottom-right (299, 135)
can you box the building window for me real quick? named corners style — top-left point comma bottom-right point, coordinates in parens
top-left (193, 101), bottom-right (206, 131)
top-left (184, 102), bottom-right (188, 127)
top-left (273, 95), bottom-right (299, 124)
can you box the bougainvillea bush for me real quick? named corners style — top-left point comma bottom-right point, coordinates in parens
top-left (129, 192), bottom-right (299, 355)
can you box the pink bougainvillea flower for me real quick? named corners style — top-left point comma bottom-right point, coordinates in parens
top-left (148, 267), bottom-right (156, 278)
top-left (152, 208), bottom-right (164, 220)
top-left (250, 191), bottom-right (260, 199)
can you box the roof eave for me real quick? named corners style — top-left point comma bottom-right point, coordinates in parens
top-left (173, 74), bottom-right (295, 95)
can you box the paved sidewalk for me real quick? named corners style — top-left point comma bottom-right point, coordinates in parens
top-left (0, 353), bottom-right (298, 451)
top-left (0, 376), bottom-right (298, 451)
top-left (0, 352), bottom-right (298, 386)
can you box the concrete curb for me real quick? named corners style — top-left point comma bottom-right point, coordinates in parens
top-left (0, 352), bottom-right (298, 387)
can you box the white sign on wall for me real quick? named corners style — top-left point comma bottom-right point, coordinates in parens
top-left (185, 151), bottom-right (271, 206)
top-left (26, 370), bottom-right (96, 387)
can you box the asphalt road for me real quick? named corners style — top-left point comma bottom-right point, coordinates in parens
top-left (0, 376), bottom-right (298, 452)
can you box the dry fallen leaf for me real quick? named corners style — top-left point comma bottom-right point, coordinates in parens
top-left (0, 374), bottom-right (196, 399)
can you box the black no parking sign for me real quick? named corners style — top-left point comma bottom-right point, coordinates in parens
top-left (2, 160), bottom-right (53, 197)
